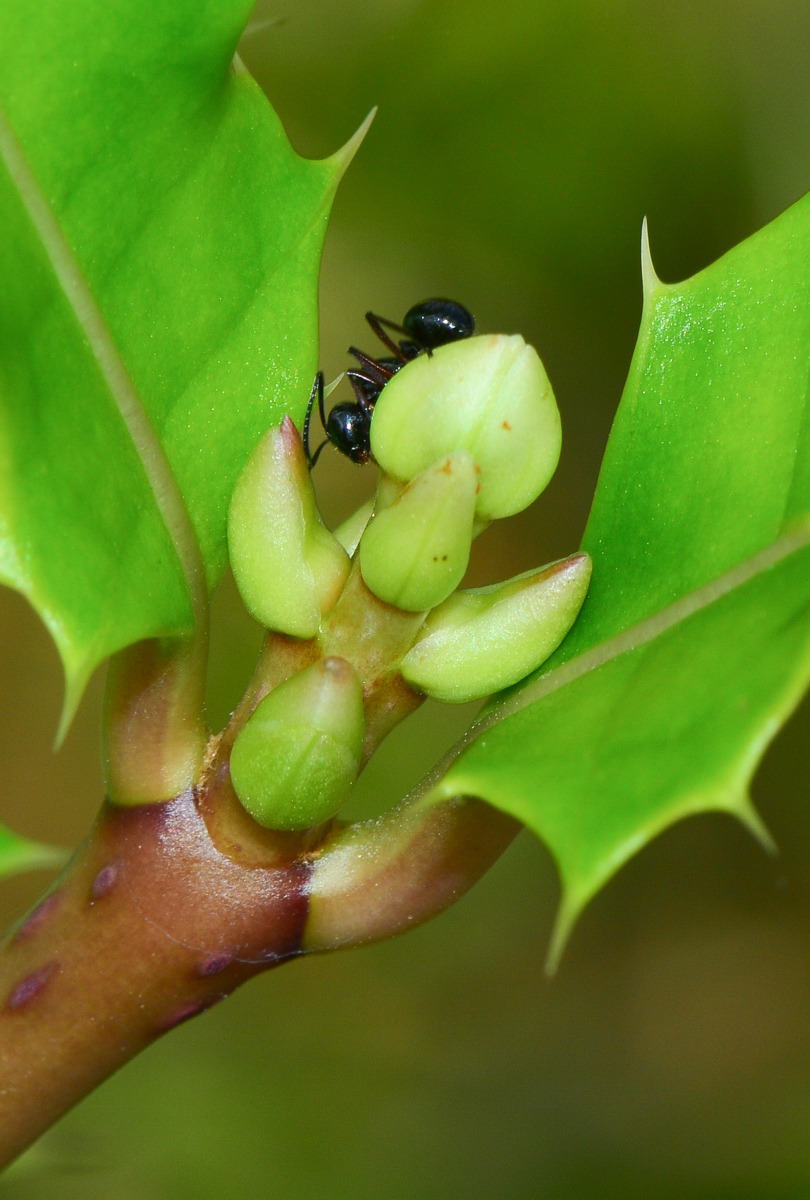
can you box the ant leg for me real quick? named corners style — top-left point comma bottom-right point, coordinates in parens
top-left (303, 371), bottom-right (325, 467)
top-left (317, 372), bottom-right (329, 433)
top-left (348, 347), bottom-right (396, 387)
top-left (308, 438), bottom-right (328, 467)
top-left (365, 312), bottom-right (410, 361)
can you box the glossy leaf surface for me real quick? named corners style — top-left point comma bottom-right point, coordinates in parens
top-left (433, 199), bottom-right (810, 955)
top-left (0, 0), bottom-right (357, 713)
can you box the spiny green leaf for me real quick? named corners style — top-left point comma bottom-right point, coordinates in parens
top-left (0, 0), bottom-right (365, 721)
top-left (430, 197), bottom-right (810, 958)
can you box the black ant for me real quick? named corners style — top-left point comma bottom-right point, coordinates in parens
top-left (304, 299), bottom-right (475, 467)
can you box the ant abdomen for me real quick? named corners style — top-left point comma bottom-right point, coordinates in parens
top-left (401, 299), bottom-right (475, 351)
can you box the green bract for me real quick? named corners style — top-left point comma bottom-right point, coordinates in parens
top-left (230, 658), bottom-right (365, 832)
top-left (228, 417), bottom-right (350, 639)
top-left (401, 554), bottom-right (592, 703)
top-left (370, 334), bottom-right (561, 520)
top-left (359, 452), bottom-right (478, 612)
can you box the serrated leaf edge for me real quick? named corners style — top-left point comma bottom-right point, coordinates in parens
top-left (412, 519), bottom-right (810, 967)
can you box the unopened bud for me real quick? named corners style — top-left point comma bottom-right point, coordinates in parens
top-left (359, 451), bottom-right (477, 612)
top-left (400, 553), bottom-right (591, 703)
top-left (370, 334), bottom-right (561, 521)
top-left (228, 417), bottom-right (350, 639)
top-left (230, 657), bottom-right (365, 831)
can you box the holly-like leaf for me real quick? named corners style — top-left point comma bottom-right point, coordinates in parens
top-left (430, 200), bottom-right (810, 961)
top-left (0, 0), bottom-right (366, 723)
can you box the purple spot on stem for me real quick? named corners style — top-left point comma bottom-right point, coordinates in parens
top-left (90, 862), bottom-right (120, 902)
top-left (157, 1001), bottom-right (204, 1032)
top-left (157, 993), bottom-right (224, 1033)
top-left (7, 961), bottom-right (59, 1011)
top-left (15, 893), bottom-right (60, 942)
top-left (196, 954), bottom-right (233, 978)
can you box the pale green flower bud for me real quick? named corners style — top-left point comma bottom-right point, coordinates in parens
top-left (230, 657), bottom-right (365, 831)
top-left (228, 416), bottom-right (350, 639)
top-left (400, 553), bottom-right (591, 703)
top-left (370, 334), bottom-right (561, 521)
top-left (359, 451), bottom-right (477, 612)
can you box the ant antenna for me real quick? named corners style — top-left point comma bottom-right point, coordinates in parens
top-left (303, 372), bottom-right (328, 468)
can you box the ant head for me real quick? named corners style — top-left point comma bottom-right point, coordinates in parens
top-left (326, 402), bottom-right (372, 465)
top-left (402, 299), bottom-right (475, 351)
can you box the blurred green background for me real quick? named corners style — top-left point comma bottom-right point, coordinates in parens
top-left (4, 0), bottom-right (810, 1195)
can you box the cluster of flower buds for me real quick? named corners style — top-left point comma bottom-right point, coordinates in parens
top-left (226, 334), bottom-right (590, 831)
top-left (360, 334), bottom-right (563, 610)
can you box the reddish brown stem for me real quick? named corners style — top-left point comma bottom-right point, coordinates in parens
top-left (0, 559), bottom-right (521, 1164)
top-left (0, 789), bottom-right (309, 1165)
top-left (0, 773), bottom-right (518, 1166)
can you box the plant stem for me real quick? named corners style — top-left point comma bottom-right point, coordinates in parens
top-left (0, 560), bottom-right (522, 1165)
top-left (103, 634), bottom-right (209, 804)
top-left (0, 771), bottom-right (518, 1166)
top-left (0, 790), bottom-right (308, 1165)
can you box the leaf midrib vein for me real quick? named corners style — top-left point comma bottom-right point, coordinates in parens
top-left (0, 100), bottom-right (208, 634)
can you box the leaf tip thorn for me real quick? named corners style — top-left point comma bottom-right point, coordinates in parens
top-left (54, 659), bottom-right (92, 751)
top-left (736, 794), bottom-right (778, 857)
top-left (330, 108), bottom-right (377, 175)
top-left (545, 894), bottom-right (581, 976)
top-left (641, 217), bottom-right (662, 299)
